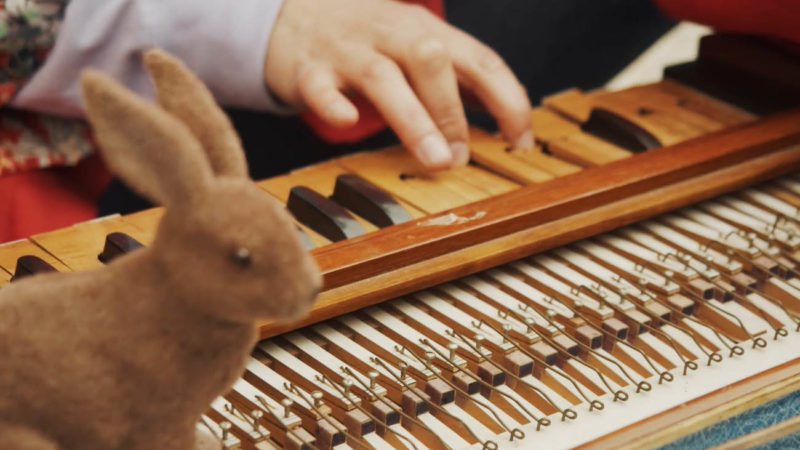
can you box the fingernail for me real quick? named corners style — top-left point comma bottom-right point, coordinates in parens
top-left (418, 134), bottom-right (452, 168)
top-left (514, 130), bottom-right (535, 149)
top-left (325, 100), bottom-right (357, 122)
top-left (450, 141), bottom-right (470, 167)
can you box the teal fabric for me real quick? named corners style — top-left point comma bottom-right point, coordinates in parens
top-left (659, 390), bottom-right (800, 450)
top-left (754, 432), bottom-right (800, 450)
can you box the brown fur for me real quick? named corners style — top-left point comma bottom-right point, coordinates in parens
top-left (0, 49), bottom-right (321, 449)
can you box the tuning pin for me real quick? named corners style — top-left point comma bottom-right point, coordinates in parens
top-left (447, 342), bottom-right (458, 361)
top-left (219, 421), bottom-right (232, 441)
top-left (281, 398), bottom-right (293, 418)
top-left (250, 410), bottom-right (263, 431)
top-left (342, 377), bottom-right (354, 398)
top-left (368, 371), bottom-right (379, 390)
top-left (474, 334), bottom-right (485, 353)
top-left (312, 390), bottom-right (324, 408)
top-left (398, 361), bottom-right (408, 380)
top-left (425, 350), bottom-right (435, 366)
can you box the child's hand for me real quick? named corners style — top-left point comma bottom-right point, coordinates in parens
top-left (264, 0), bottom-right (533, 170)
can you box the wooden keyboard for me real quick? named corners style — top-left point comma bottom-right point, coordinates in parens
top-left (4, 34), bottom-right (800, 448)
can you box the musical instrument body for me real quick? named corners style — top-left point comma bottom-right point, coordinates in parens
top-left (4, 34), bottom-right (800, 449)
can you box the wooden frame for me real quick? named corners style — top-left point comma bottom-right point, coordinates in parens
top-left (258, 108), bottom-right (800, 338)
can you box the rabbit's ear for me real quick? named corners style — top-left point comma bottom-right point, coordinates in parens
top-left (144, 49), bottom-right (249, 179)
top-left (81, 70), bottom-right (215, 207)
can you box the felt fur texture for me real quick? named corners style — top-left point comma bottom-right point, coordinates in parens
top-left (0, 49), bottom-right (321, 449)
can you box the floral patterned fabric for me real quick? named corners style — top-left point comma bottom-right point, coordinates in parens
top-left (0, 0), bottom-right (94, 176)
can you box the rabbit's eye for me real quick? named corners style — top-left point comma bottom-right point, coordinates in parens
top-left (231, 247), bottom-right (252, 268)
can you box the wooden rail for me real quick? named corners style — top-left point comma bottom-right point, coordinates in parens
top-left (257, 108), bottom-right (800, 338)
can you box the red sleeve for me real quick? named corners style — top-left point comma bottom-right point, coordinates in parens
top-left (654, 0), bottom-right (800, 44)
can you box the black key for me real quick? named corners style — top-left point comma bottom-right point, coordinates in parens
top-left (11, 255), bottom-right (57, 282)
top-left (580, 108), bottom-right (661, 153)
top-left (287, 186), bottom-right (365, 242)
top-left (331, 174), bottom-right (412, 228)
top-left (98, 232), bottom-right (144, 264)
top-left (296, 227), bottom-right (315, 250)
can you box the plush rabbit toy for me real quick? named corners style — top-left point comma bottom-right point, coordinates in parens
top-left (0, 50), bottom-right (321, 449)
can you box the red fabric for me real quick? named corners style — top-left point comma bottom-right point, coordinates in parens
top-left (655, 0), bottom-right (800, 44)
top-left (0, 155), bottom-right (111, 242)
top-left (0, 1), bottom-right (444, 243)
top-left (300, 95), bottom-right (387, 143)
top-left (300, 0), bottom-right (445, 143)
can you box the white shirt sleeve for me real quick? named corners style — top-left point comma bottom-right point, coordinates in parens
top-left (11, 0), bottom-right (293, 117)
